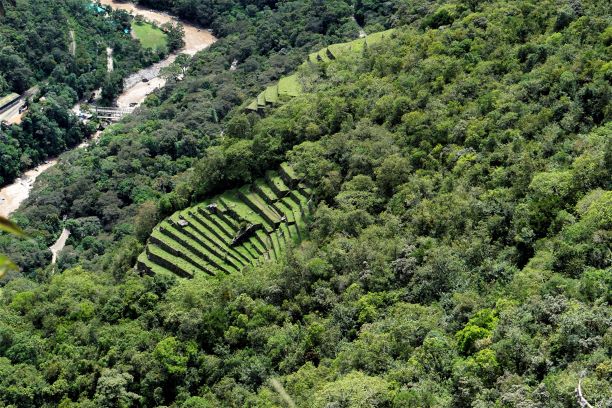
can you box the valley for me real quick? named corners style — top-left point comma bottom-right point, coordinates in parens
top-left (0, 0), bottom-right (609, 406)
top-left (0, 0), bottom-right (216, 219)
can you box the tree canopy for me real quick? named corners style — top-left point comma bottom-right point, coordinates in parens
top-left (0, 0), bottom-right (610, 406)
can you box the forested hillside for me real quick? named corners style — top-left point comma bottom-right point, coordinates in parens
top-left (0, 0), bottom-right (165, 185)
top-left (0, 0), bottom-right (398, 274)
top-left (0, 0), bottom-right (610, 406)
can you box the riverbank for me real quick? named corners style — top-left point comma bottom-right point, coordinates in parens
top-left (104, 0), bottom-right (216, 108)
top-left (97, 0), bottom-right (215, 55)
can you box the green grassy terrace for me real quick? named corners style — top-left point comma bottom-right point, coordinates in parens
top-left (247, 29), bottom-right (396, 111)
top-left (137, 164), bottom-right (312, 278)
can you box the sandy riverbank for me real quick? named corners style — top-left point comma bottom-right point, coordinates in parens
top-left (100, 0), bottom-right (216, 107)
top-left (0, 161), bottom-right (57, 218)
top-left (97, 0), bottom-right (216, 55)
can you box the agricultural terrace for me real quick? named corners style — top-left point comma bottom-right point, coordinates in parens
top-left (137, 164), bottom-right (313, 278)
top-left (247, 29), bottom-right (396, 111)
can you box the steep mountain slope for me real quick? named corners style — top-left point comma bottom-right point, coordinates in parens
top-left (0, 0), bottom-right (609, 406)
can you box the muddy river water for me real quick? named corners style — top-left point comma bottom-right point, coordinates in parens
top-left (0, 1), bottom-right (216, 219)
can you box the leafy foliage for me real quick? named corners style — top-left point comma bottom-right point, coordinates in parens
top-left (0, 0), bottom-right (610, 406)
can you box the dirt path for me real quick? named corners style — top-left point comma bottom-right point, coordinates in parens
top-left (352, 17), bottom-right (366, 38)
top-left (69, 30), bottom-right (76, 55)
top-left (107, 47), bottom-right (114, 72)
top-left (49, 228), bottom-right (70, 264)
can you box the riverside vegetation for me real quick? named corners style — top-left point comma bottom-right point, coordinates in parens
top-left (0, 0), bottom-right (610, 406)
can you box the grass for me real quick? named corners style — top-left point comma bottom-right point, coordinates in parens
top-left (270, 231), bottom-right (283, 259)
top-left (137, 252), bottom-right (175, 277)
top-left (255, 230), bottom-right (271, 252)
top-left (153, 227), bottom-right (211, 271)
top-left (147, 243), bottom-right (197, 277)
top-left (316, 49), bottom-right (331, 62)
top-left (187, 211), bottom-right (232, 243)
top-left (221, 191), bottom-right (270, 227)
top-left (159, 223), bottom-right (238, 274)
top-left (279, 223), bottom-right (291, 245)
top-left (246, 100), bottom-right (259, 111)
top-left (281, 198), bottom-right (302, 223)
top-left (290, 224), bottom-right (302, 242)
top-left (280, 162), bottom-right (299, 180)
top-left (285, 188), bottom-right (309, 213)
top-left (243, 241), bottom-right (260, 258)
top-left (326, 29), bottom-right (395, 59)
top-left (239, 186), bottom-right (281, 226)
top-left (278, 74), bottom-right (302, 97)
top-left (255, 179), bottom-right (278, 201)
top-left (257, 92), bottom-right (267, 107)
top-left (275, 201), bottom-right (295, 223)
top-left (174, 217), bottom-right (245, 269)
top-left (183, 224), bottom-right (238, 265)
top-left (131, 21), bottom-right (168, 50)
top-left (198, 209), bottom-right (235, 238)
top-left (327, 42), bottom-right (352, 59)
top-left (267, 173), bottom-right (290, 194)
top-left (298, 183), bottom-right (314, 196)
top-left (247, 29), bottom-right (395, 111)
top-left (365, 28), bottom-right (396, 46)
top-left (183, 212), bottom-right (235, 253)
top-left (264, 85), bottom-right (279, 104)
top-left (250, 233), bottom-right (268, 254)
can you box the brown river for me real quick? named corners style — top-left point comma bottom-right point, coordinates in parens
top-left (0, 0), bottom-right (216, 219)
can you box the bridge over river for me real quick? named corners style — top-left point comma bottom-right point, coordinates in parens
top-left (92, 106), bottom-right (135, 121)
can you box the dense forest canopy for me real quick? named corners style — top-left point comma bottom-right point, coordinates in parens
top-left (0, 0), bottom-right (610, 406)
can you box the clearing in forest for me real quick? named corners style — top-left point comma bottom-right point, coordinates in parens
top-left (247, 28), bottom-right (395, 111)
top-left (131, 21), bottom-right (167, 50)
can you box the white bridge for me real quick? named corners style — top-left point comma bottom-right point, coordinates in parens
top-left (93, 106), bottom-right (135, 121)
